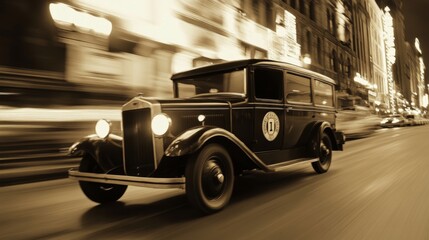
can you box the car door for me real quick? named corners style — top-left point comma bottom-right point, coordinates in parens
top-left (251, 66), bottom-right (284, 153)
top-left (283, 71), bottom-right (315, 149)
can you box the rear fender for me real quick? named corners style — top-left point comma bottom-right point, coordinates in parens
top-left (307, 122), bottom-right (343, 156)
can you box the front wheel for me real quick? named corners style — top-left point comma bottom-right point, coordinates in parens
top-left (311, 132), bottom-right (332, 174)
top-left (185, 144), bottom-right (234, 214)
top-left (78, 155), bottom-right (127, 204)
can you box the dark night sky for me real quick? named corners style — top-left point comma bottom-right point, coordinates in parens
top-left (402, 0), bottom-right (429, 85)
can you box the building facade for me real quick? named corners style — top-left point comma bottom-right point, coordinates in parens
top-left (48, 0), bottom-right (362, 101)
top-left (2, 0), bottom-right (425, 111)
top-left (368, 0), bottom-right (388, 113)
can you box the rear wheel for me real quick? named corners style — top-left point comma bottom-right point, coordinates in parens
top-left (78, 155), bottom-right (127, 204)
top-left (311, 132), bottom-right (332, 174)
top-left (185, 144), bottom-right (234, 214)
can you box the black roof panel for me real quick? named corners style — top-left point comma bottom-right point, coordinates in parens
top-left (171, 59), bottom-right (335, 85)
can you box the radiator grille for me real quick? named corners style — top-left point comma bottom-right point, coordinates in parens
top-left (122, 108), bottom-right (155, 176)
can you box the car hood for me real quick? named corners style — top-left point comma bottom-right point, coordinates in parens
top-left (122, 95), bottom-right (246, 112)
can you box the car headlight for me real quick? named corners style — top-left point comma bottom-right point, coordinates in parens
top-left (151, 113), bottom-right (171, 136)
top-left (95, 119), bottom-right (111, 138)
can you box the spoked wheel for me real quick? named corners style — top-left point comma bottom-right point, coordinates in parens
top-left (78, 155), bottom-right (127, 204)
top-left (311, 132), bottom-right (332, 174)
top-left (185, 144), bottom-right (234, 214)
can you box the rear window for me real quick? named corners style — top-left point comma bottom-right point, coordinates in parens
top-left (314, 80), bottom-right (333, 107)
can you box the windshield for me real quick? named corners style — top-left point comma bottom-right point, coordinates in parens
top-left (175, 69), bottom-right (246, 98)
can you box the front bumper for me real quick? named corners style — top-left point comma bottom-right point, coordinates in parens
top-left (69, 168), bottom-right (185, 189)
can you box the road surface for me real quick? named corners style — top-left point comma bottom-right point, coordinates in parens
top-left (1, 126), bottom-right (429, 239)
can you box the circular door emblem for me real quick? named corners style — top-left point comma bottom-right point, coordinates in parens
top-left (262, 111), bottom-right (280, 141)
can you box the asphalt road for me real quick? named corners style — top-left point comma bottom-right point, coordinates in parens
top-left (1, 126), bottom-right (429, 240)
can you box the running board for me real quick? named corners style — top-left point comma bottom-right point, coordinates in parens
top-left (68, 168), bottom-right (185, 189)
top-left (266, 158), bottom-right (319, 172)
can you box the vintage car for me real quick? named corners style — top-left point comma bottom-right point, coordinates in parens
top-left (68, 59), bottom-right (345, 214)
top-left (380, 114), bottom-right (409, 127)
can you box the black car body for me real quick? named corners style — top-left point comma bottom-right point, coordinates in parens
top-left (68, 59), bottom-right (345, 213)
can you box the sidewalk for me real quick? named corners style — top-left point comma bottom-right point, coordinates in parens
top-left (0, 106), bottom-right (122, 186)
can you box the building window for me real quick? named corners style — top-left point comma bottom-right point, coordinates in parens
top-left (317, 37), bottom-right (322, 63)
top-left (346, 57), bottom-right (351, 78)
top-left (252, 0), bottom-right (259, 20)
top-left (302, 30), bottom-right (307, 53)
top-left (307, 30), bottom-right (312, 55)
top-left (310, 0), bottom-right (316, 21)
top-left (330, 49), bottom-right (337, 72)
top-left (300, 0), bottom-right (306, 15)
top-left (291, 0), bottom-right (297, 9)
top-left (339, 53), bottom-right (344, 75)
top-left (326, 9), bottom-right (330, 31)
top-left (345, 22), bottom-right (351, 45)
top-left (327, 9), bottom-right (337, 36)
top-left (266, 1), bottom-right (274, 30)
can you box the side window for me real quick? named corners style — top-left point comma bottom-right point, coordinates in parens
top-left (314, 80), bottom-right (333, 107)
top-left (254, 68), bottom-right (283, 100)
top-left (285, 73), bottom-right (312, 104)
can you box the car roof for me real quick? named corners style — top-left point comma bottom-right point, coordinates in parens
top-left (171, 59), bottom-right (336, 85)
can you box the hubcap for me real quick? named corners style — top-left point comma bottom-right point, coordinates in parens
top-left (216, 173), bottom-right (225, 184)
top-left (321, 143), bottom-right (330, 156)
top-left (319, 138), bottom-right (331, 164)
top-left (202, 159), bottom-right (225, 199)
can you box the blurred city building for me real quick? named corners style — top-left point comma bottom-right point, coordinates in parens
top-left (0, 0), bottom-right (426, 113)
top-left (368, 0), bottom-right (388, 114)
top-left (376, 0), bottom-right (426, 115)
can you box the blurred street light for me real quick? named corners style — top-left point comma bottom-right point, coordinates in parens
top-left (49, 3), bottom-right (112, 36)
top-left (302, 54), bottom-right (312, 65)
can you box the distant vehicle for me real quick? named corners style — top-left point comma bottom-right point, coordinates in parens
top-left (405, 114), bottom-right (429, 126)
top-left (405, 114), bottom-right (418, 126)
top-left (67, 59), bottom-right (345, 214)
top-left (380, 114), bottom-right (408, 128)
top-left (336, 105), bottom-right (381, 139)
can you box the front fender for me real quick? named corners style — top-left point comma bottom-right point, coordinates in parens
top-left (164, 126), bottom-right (268, 170)
top-left (68, 134), bottom-right (123, 172)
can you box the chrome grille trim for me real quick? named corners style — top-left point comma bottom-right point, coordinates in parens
top-left (121, 97), bottom-right (164, 176)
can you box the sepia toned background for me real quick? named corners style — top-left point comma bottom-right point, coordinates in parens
top-left (1, 1), bottom-right (429, 239)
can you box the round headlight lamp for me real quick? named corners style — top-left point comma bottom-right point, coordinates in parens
top-left (151, 113), bottom-right (171, 136)
top-left (95, 119), bottom-right (111, 139)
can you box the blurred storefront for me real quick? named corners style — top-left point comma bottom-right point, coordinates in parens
top-left (4, 0), bottom-right (421, 112)
top-left (47, 0), bottom-right (304, 99)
